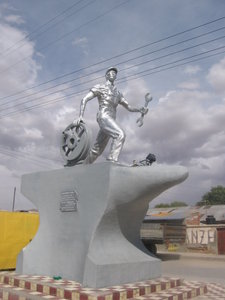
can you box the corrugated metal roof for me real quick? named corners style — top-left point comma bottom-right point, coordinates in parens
top-left (145, 205), bottom-right (225, 222)
top-left (146, 207), bottom-right (188, 220)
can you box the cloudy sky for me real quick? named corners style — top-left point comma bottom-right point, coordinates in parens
top-left (0, 0), bottom-right (225, 210)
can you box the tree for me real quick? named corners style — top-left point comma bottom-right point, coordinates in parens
top-left (170, 201), bottom-right (188, 207)
top-left (154, 201), bottom-right (188, 208)
top-left (154, 203), bottom-right (170, 208)
top-left (196, 185), bottom-right (225, 206)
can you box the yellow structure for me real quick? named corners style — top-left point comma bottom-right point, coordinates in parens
top-left (0, 211), bottom-right (39, 270)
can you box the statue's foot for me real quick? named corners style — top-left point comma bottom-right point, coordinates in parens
top-left (106, 158), bottom-right (118, 163)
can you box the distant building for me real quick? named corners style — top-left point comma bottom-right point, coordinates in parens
top-left (141, 205), bottom-right (225, 254)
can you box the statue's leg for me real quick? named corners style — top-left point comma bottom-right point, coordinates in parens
top-left (99, 118), bottom-right (125, 162)
top-left (84, 130), bottom-right (109, 164)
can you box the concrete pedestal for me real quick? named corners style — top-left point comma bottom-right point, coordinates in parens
top-left (17, 162), bottom-right (188, 287)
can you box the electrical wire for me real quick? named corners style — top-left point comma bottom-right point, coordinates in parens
top-left (1, 45), bottom-right (225, 119)
top-left (0, 15), bottom-right (224, 101)
top-left (1, 25), bottom-right (224, 108)
top-left (116, 35), bottom-right (225, 77)
top-left (0, 35), bottom-right (225, 113)
top-left (2, 45), bottom-right (225, 118)
top-left (0, 0), bottom-right (131, 75)
top-left (118, 48), bottom-right (225, 84)
top-left (0, 0), bottom-right (86, 57)
top-left (0, 146), bottom-right (61, 169)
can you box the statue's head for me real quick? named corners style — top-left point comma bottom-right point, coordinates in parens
top-left (105, 67), bottom-right (118, 82)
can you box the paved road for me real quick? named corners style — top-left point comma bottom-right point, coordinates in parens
top-left (158, 252), bottom-right (225, 284)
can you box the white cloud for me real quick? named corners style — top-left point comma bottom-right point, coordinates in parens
top-left (178, 80), bottom-right (200, 90)
top-left (0, 0), bottom-right (225, 210)
top-left (183, 65), bottom-right (201, 75)
top-left (150, 90), bottom-right (222, 162)
top-left (24, 128), bottom-right (42, 139)
top-left (0, 22), bottom-right (39, 96)
top-left (72, 36), bottom-right (89, 55)
top-left (207, 56), bottom-right (225, 94)
top-left (159, 91), bottom-right (176, 103)
top-left (56, 105), bottom-right (76, 121)
top-left (0, 19), bottom-right (64, 203)
top-left (147, 88), bottom-right (225, 205)
top-left (4, 14), bottom-right (25, 25)
top-left (72, 37), bottom-right (88, 46)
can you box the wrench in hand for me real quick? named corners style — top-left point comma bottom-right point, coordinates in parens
top-left (136, 92), bottom-right (153, 127)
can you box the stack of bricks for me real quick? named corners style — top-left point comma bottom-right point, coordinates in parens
top-left (0, 272), bottom-right (207, 300)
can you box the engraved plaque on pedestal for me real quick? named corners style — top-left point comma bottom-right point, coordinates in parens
top-left (60, 190), bottom-right (78, 212)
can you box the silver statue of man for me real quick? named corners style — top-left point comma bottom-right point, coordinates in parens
top-left (74, 67), bottom-right (148, 164)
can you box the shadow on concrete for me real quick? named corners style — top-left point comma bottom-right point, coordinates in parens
top-left (157, 253), bottom-right (181, 261)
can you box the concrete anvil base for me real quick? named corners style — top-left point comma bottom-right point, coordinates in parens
top-left (16, 162), bottom-right (188, 288)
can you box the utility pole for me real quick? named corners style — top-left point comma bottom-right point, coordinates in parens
top-left (12, 187), bottom-right (16, 212)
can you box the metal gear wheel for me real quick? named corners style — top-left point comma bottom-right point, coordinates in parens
top-left (60, 122), bottom-right (91, 166)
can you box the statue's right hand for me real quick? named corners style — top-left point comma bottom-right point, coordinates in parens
top-left (73, 117), bottom-right (84, 126)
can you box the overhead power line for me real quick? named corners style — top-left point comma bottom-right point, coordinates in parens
top-left (0, 146), bottom-right (61, 169)
top-left (0, 45), bottom-right (225, 120)
top-left (0, 15), bottom-right (224, 102)
top-left (117, 35), bottom-right (225, 74)
top-left (0, 88), bottom-right (88, 119)
top-left (0, 0), bottom-right (86, 57)
top-left (2, 43), bottom-right (225, 117)
top-left (0, 0), bottom-right (131, 76)
top-left (118, 46), bottom-right (225, 83)
top-left (1, 25), bottom-right (224, 108)
top-left (0, 33), bottom-right (225, 113)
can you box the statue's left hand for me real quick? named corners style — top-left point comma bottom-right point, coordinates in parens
top-left (136, 92), bottom-right (152, 127)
